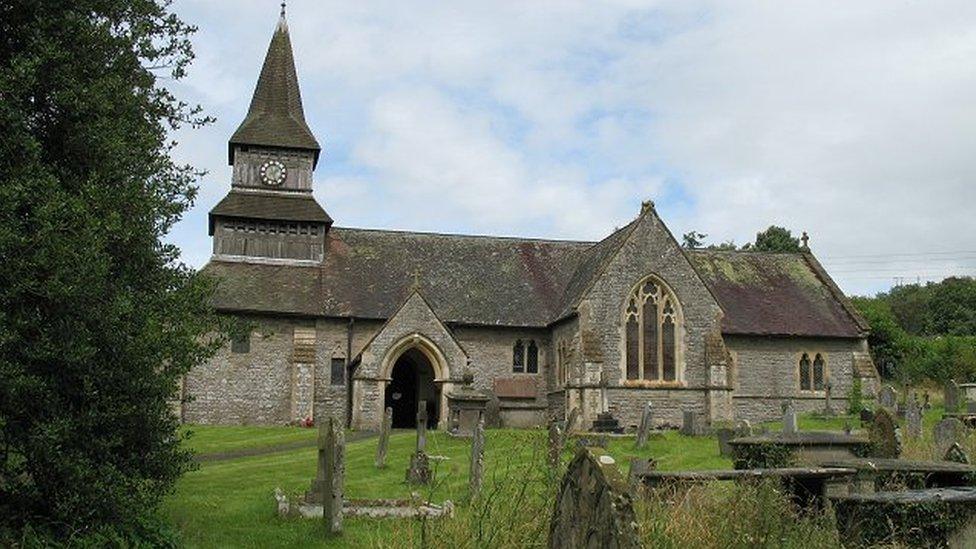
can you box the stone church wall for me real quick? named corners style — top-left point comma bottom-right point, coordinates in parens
top-left (452, 325), bottom-right (551, 427)
top-left (726, 335), bottom-right (863, 423)
top-left (573, 207), bottom-right (727, 429)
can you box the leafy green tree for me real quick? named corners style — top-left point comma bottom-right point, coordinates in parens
top-left (926, 277), bottom-right (976, 336)
top-left (682, 231), bottom-right (707, 249)
top-left (886, 283), bottom-right (933, 336)
top-left (747, 225), bottom-right (803, 253)
top-left (0, 0), bottom-right (219, 543)
top-left (851, 296), bottom-right (912, 379)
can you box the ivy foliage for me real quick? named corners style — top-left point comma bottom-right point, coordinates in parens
top-left (0, 0), bottom-right (220, 543)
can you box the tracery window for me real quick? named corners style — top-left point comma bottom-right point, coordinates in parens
top-left (512, 339), bottom-right (539, 374)
top-left (624, 276), bottom-right (681, 382)
top-left (799, 353), bottom-right (827, 391)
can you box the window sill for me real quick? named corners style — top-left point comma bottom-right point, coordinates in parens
top-left (621, 380), bottom-right (685, 389)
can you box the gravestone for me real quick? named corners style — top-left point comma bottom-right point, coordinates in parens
top-left (406, 401), bottom-right (432, 484)
top-left (869, 408), bottom-right (902, 458)
top-left (680, 410), bottom-right (700, 436)
top-left (469, 412), bottom-right (486, 496)
top-left (305, 416), bottom-right (343, 534)
top-left (945, 442), bottom-right (970, 464)
top-left (548, 419), bottom-right (564, 468)
top-left (635, 403), bottom-right (653, 449)
top-left (549, 447), bottom-right (641, 549)
top-left (823, 381), bottom-right (834, 416)
top-left (946, 380), bottom-right (961, 414)
top-left (923, 392), bottom-right (931, 410)
top-left (575, 434), bottom-right (608, 449)
top-left (859, 408), bottom-right (875, 425)
top-left (905, 396), bottom-right (923, 439)
top-left (782, 400), bottom-right (798, 435)
top-left (565, 407), bottom-right (581, 434)
top-left (735, 419), bottom-right (753, 438)
top-left (375, 407), bottom-right (392, 468)
top-left (878, 385), bottom-right (898, 410)
top-left (934, 418), bottom-right (967, 456)
top-left (716, 428), bottom-right (735, 457)
top-left (968, 401), bottom-right (976, 414)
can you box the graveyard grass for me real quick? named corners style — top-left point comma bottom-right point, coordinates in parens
top-left (164, 406), bottom-right (962, 547)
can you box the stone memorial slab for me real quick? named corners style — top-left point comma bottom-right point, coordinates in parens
top-left (878, 385), bottom-right (897, 410)
top-left (549, 448), bottom-right (641, 549)
top-left (406, 401), bottom-right (432, 484)
top-left (375, 407), bottom-right (392, 468)
top-left (934, 418), bottom-right (967, 456)
top-left (868, 408), bottom-right (902, 458)
top-left (716, 428), bottom-right (735, 457)
top-left (946, 380), bottom-right (961, 414)
top-left (565, 407), bottom-right (581, 434)
top-left (305, 416), bottom-right (343, 534)
top-left (548, 419), bottom-right (564, 468)
top-left (735, 419), bottom-right (753, 438)
top-left (680, 410), bottom-right (700, 436)
top-left (905, 396), bottom-right (923, 439)
top-left (635, 403), bottom-right (653, 449)
top-left (469, 413), bottom-right (485, 496)
top-left (782, 400), bottom-right (798, 435)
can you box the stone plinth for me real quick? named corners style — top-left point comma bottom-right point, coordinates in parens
top-left (446, 378), bottom-right (490, 437)
top-left (959, 383), bottom-right (976, 404)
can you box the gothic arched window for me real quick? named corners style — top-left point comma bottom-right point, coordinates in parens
top-left (527, 340), bottom-right (539, 373)
top-left (799, 353), bottom-right (812, 391)
top-left (512, 339), bottom-right (525, 373)
top-left (813, 353), bottom-right (826, 391)
top-left (623, 276), bottom-right (682, 382)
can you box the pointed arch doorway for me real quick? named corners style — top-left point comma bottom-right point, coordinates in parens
top-left (384, 347), bottom-right (440, 429)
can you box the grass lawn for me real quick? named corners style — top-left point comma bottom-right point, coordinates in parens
top-left (179, 424), bottom-right (317, 455)
top-left (164, 426), bottom-right (730, 547)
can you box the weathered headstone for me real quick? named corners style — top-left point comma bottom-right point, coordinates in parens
top-left (680, 410), bottom-right (699, 436)
top-left (878, 385), bottom-right (898, 410)
top-left (946, 379), bottom-right (961, 414)
top-left (469, 412), bottom-right (485, 496)
top-left (968, 401), bottom-right (976, 414)
top-left (782, 400), bottom-right (798, 435)
top-left (716, 428), bottom-right (735, 457)
top-left (575, 434), bottom-right (608, 449)
top-left (406, 401), bottom-right (432, 484)
top-left (565, 407), bottom-right (580, 434)
top-left (548, 419), bottom-right (564, 468)
top-left (905, 396), bottom-right (923, 439)
top-left (945, 442), bottom-right (970, 464)
top-left (306, 416), bottom-right (343, 534)
top-left (868, 408), bottom-right (902, 458)
top-left (823, 381), bottom-right (834, 416)
top-left (734, 419), bottom-right (753, 438)
top-left (375, 406), bottom-right (392, 468)
top-left (549, 448), bottom-right (641, 549)
top-left (635, 403), bottom-right (653, 449)
top-left (934, 418), bottom-right (967, 456)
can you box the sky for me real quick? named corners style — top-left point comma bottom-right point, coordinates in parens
top-left (166, 0), bottom-right (976, 297)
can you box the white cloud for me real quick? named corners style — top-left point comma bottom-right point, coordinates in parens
top-left (168, 0), bottom-right (976, 295)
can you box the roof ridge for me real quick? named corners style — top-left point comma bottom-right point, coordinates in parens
top-left (331, 225), bottom-right (596, 246)
top-left (686, 248), bottom-right (807, 256)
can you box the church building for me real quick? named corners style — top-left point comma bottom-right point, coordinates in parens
top-left (181, 10), bottom-right (880, 431)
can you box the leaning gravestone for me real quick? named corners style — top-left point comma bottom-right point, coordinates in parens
top-left (635, 403), bottom-right (653, 449)
top-left (782, 400), bottom-right (798, 435)
top-left (878, 385), bottom-right (898, 410)
top-left (946, 380), bottom-right (961, 414)
top-left (406, 401), bottom-right (432, 484)
top-left (905, 396), bottom-right (923, 439)
top-left (934, 418), bottom-right (967, 456)
top-left (868, 408), bottom-right (902, 458)
top-left (305, 416), bottom-right (343, 535)
top-left (716, 428), bottom-right (735, 457)
top-left (549, 447), bottom-right (642, 549)
top-left (469, 413), bottom-right (486, 496)
top-left (945, 442), bottom-right (970, 464)
top-left (375, 406), bottom-right (393, 468)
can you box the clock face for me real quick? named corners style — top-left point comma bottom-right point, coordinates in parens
top-left (260, 160), bottom-right (286, 186)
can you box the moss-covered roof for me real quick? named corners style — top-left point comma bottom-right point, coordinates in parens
top-left (203, 227), bottom-right (866, 337)
top-left (228, 14), bottom-right (320, 166)
top-left (686, 250), bottom-right (867, 337)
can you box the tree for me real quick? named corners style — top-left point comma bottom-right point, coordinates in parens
top-left (925, 277), bottom-right (976, 336)
top-left (0, 1), bottom-right (219, 543)
top-left (851, 297), bottom-right (912, 379)
top-left (747, 225), bottom-right (803, 253)
top-left (682, 231), bottom-right (707, 249)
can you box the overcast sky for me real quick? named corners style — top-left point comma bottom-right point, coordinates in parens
top-left (166, 0), bottom-right (976, 297)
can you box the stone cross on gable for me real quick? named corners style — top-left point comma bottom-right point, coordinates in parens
top-left (416, 400), bottom-right (428, 452)
top-left (411, 268), bottom-right (423, 290)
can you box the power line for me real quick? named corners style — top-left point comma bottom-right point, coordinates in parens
top-left (821, 250), bottom-right (976, 260)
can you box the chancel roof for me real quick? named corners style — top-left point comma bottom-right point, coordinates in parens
top-left (204, 225), bottom-right (867, 337)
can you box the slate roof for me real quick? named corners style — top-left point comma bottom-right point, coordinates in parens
top-left (228, 14), bottom-right (320, 166)
top-left (208, 191), bottom-right (332, 234)
top-left (686, 250), bottom-right (868, 337)
top-left (204, 226), bottom-right (867, 337)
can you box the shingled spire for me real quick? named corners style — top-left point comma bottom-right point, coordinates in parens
top-left (228, 5), bottom-right (320, 166)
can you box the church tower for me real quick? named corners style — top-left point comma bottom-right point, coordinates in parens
top-left (209, 5), bottom-right (331, 263)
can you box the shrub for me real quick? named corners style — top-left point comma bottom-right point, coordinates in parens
top-left (847, 377), bottom-right (865, 415)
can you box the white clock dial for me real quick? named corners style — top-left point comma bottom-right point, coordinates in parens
top-left (260, 160), bottom-right (286, 186)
